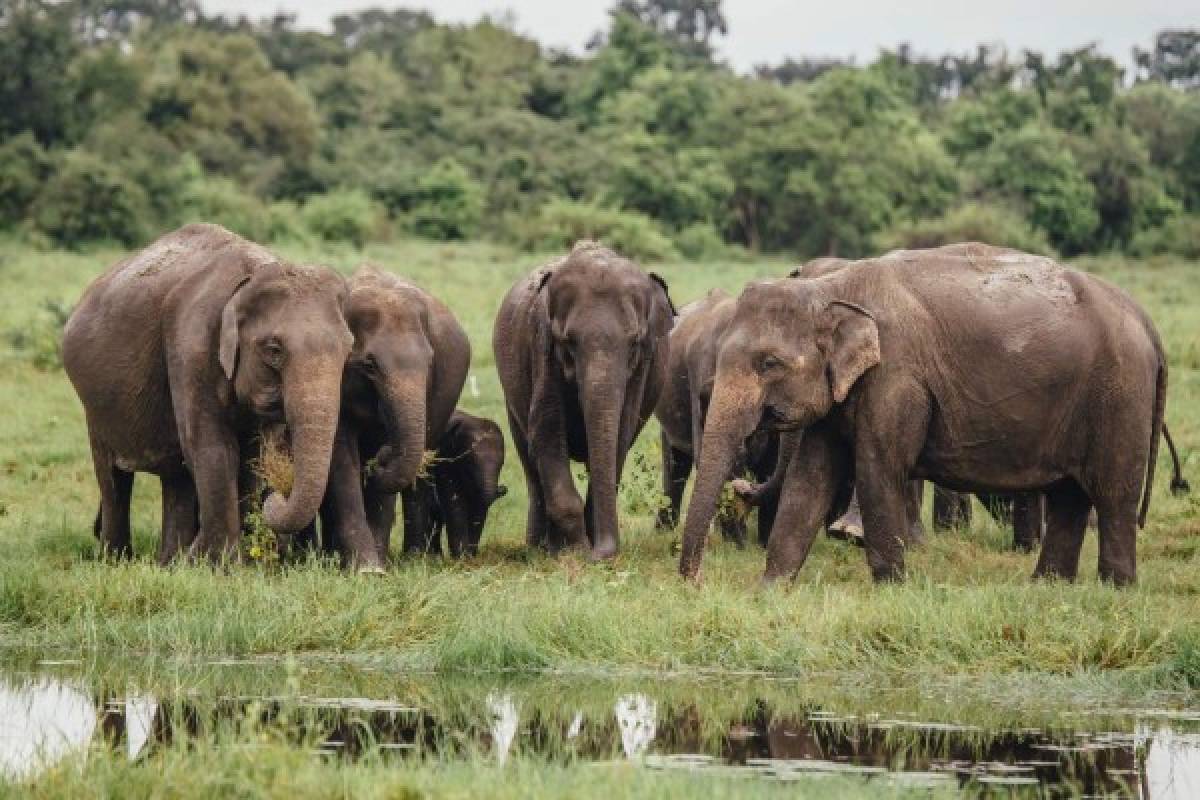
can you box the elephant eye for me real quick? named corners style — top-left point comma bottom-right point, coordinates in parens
top-left (758, 354), bottom-right (784, 373)
top-left (259, 337), bottom-right (285, 369)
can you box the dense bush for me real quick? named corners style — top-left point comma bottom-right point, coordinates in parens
top-left (408, 158), bottom-right (485, 241)
top-left (1129, 214), bottom-right (1200, 259)
top-left (30, 150), bottom-right (149, 247)
top-left (0, 133), bottom-right (52, 229)
top-left (876, 203), bottom-right (1054, 256)
top-left (176, 168), bottom-right (274, 242)
top-left (0, 2), bottom-right (1198, 256)
top-left (301, 189), bottom-right (382, 247)
top-left (674, 222), bottom-right (727, 260)
top-left (518, 199), bottom-right (679, 262)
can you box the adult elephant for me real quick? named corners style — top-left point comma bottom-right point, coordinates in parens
top-left (680, 243), bottom-right (1172, 586)
top-left (317, 267), bottom-right (469, 568)
top-left (63, 224), bottom-right (352, 563)
top-left (494, 241), bottom-right (674, 560)
top-left (655, 289), bottom-right (778, 548)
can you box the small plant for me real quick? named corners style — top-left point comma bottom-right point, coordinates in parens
top-left (6, 298), bottom-right (73, 371)
top-left (619, 447), bottom-right (671, 518)
top-left (244, 432), bottom-right (295, 566)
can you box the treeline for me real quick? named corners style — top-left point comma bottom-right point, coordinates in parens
top-left (2, 0), bottom-right (1200, 261)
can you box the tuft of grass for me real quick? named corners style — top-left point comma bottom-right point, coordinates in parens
top-left (255, 432), bottom-right (294, 497)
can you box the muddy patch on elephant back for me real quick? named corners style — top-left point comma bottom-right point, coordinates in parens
top-left (981, 256), bottom-right (1078, 306)
top-left (4, 658), bottom-right (1198, 795)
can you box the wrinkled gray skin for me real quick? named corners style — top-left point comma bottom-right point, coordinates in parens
top-left (423, 410), bottom-right (508, 558)
top-left (682, 243), bottom-right (1170, 586)
top-left (316, 267), bottom-right (469, 569)
top-left (655, 289), bottom-right (778, 548)
top-left (493, 241), bottom-right (674, 559)
top-left (64, 224), bottom-right (353, 564)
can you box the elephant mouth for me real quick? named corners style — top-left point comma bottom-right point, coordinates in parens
top-left (761, 405), bottom-right (801, 432)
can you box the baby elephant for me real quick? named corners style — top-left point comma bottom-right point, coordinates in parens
top-left (424, 411), bottom-right (508, 558)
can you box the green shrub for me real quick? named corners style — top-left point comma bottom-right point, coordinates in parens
top-left (30, 149), bottom-right (149, 247)
top-left (302, 189), bottom-right (381, 247)
top-left (519, 199), bottom-right (678, 262)
top-left (875, 203), bottom-right (1055, 256)
top-left (5, 298), bottom-right (72, 371)
top-left (177, 170), bottom-right (273, 242)
top-left (266, 201), bottom-right (309, 243)
top-left (1129, 214), bottom-right (1200, 259)
top-left (408, 158), bottom-right (484, 241)
top-left (0, 133), bottom-right (52, 229)
top-left (674, 222), bottom-right (727, 260)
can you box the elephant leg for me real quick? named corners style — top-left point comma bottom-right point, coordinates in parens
top-left (401, 478), bottom-right (440, 556)
top-left (1032, 480), bottom-right (1092, 582)
top-left (536, 449), bottom-right (587, 556)
top-left (1010, 492), bottom-right (1044, 552)
top-left (763, 428), bottom-right (846, 582)
top-left (158, 472), bottom-right (197, 566)
top-left (1092, 475), bottom-right (1140, 586)
top-left (857, 468), bottom-right (914, 583)
top-left (364, 487), bottom-right (398, 562)
top-left (89, 433), bottom-right (134, 559)
top-left (717, 507), bottom-right (747, 548)
top-left (437, 473), bottom-right (472, 558)
top-left (932, 486), bottom-right (971, 531)
top-left (658, 433), bottom-right (691, 532)
top-left (508, 411), bottom-right (549, 551)
top-left (184, 416), bottom-right (244, 564)
top-left (904, 480), bottom-right (925, 544)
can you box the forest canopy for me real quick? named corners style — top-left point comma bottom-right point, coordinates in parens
top-left (2, 0), bottom-right (1199, 261)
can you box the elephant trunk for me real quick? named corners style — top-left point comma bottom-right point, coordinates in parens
top-left (263, 359), bottom-right (344, 535)
top-left (678, 377), bottom-right (763, 579)
top-left (369, 369), bottom-right (429, 495)
top-left (580, 357), bottom-right (625, 560)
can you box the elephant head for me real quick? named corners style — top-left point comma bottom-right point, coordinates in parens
top-left (678, 278), bottom-right (880, 579)
top-left (219, 264), bottom-right (353, 535)
top-left (343, 269), bottom-right (439, 495)
top-left (538, 246), bottom-right (673, 559)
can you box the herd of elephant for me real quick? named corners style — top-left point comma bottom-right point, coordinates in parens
top-left (63, 224), bottom-right (1188, 586)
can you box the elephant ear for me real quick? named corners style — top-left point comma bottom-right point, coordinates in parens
top-left (648, 272), bottom-right (677, 317)
top-left (218, 275), bottom-right (252, 381)
top-left (824, 300), bottom-right (880, 404)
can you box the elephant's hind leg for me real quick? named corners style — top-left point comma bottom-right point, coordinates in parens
top-left (507, 411), bottom-right (549, 551)
top-left (932, 486), bottom-right (971, 531)
top-left (158, 473), bottom-right (197, 566)
top-left (1033, 480), bottom-right (1091, 582)
top-left (89, 434), bottom-right (134, 559)
top-left (658, 434), bottom-right (692, 532)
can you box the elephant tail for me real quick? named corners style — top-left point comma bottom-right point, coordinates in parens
top-left (1138, 362), bottom-right (1168, 529)
top-left (1165, 423), bottom-right (1190, 495)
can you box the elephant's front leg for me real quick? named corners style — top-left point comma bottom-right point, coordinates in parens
top-left (323, 427), bottom-right (387, 571)
top-left (401, 479), bottom-right (440, 556)
top-left (185, 423), bottom-right (243, 564)
top-left (537, 451), bottom-right (587, 555)
top-left (437, 473), bottom-right (473, 558)
top-left (763, 428), bottom-right (846, 582)
top-left (856, 464), bottom-right (914, 583)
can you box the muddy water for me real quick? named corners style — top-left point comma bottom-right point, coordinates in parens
top-left (1, 660), bottom-right (1198, 796)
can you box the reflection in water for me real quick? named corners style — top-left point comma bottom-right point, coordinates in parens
top-left (615, 694), bottom-right (657, 759)
top-left (0, 678), bottom-right (96, 781)
top-left (1, 670), bottom-right (1198, 797)
top-left (1143, 724), bottom-right (1200, 799)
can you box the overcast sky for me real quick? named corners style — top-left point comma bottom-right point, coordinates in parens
top-left (200, 0), bottom-right (1195, 73)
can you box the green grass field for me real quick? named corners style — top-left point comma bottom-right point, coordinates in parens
top-left (1, 237), bottom-right (1198, 795)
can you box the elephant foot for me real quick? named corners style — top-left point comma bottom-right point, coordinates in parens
top-left (655, 509), bottom-right (677, 532)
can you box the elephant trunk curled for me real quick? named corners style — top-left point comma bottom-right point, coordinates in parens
top-left (369, 370), bottom-right (429, 495)
top-left (262, 359), bottom-right (344, 534)
top-left (678, 376), bottom-right (764, 579)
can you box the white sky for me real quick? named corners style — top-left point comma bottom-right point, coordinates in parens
top-left (200, 0), bottom-right (1196, 73)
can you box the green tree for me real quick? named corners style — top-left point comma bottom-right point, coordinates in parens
top-left (0, 2), bottom-right (80, 144)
